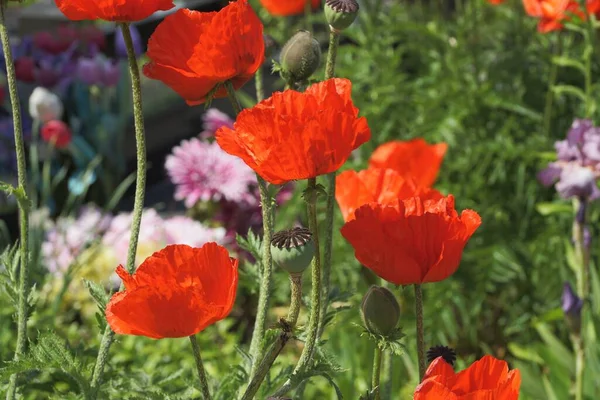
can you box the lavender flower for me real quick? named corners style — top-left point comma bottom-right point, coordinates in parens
top-left (165, 138), bottom-right (257, 208)
top-left (200, 108), bottom-right (234, 139)
top-left (539, 119), bottom-right (600, 201)
top-left (76, 54), bottom-right (120, 87)
top-left (562, 282), bottom-right (583, 334)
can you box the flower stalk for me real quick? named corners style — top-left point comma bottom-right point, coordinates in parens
top-left (190, 335), bottom-right (212, 400)
top-left (372, 346), bottom-right (383, 400)
top-left (572, 199), bottom-right (589, 400)
top-left (224, 81), bottom-right (275, 380)
top-left (89, 22), bottom-right (147, 397)
top-left (287, 273), bottom-right (303, 326)
top-left (414, 284), bottom-right (426, 381)
top-left (1, 0), bottom-right (31, 397)
top-left (318, 25), bottom-right (341, 338)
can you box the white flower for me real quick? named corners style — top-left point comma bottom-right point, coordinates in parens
top-left (28, 87), bottom-right (63, 123)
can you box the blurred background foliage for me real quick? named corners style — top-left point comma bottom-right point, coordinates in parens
top-left (2, 0), bottom-right (600, 399)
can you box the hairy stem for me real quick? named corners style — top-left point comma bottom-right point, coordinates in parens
top-left (414, 284), bottom-right (426, 381)
top-left (2, 2), bottom-right (31, 398)
top-left (224, 81), bottom-right (275, 379)
top-left (371, 346), bottom-right (383, 400)
top-left (89, 23), bottom-right (147, 397)
top-left (190, 335), bottom-right (212, 400)
top-left (287, 273), bottom-right (303, 326)
top-left (317, 26), bottom-right (341, 338)
top-left (255, 64), bottom-right (264, 102)
top-left (272, 179), bottom-right (322, 397)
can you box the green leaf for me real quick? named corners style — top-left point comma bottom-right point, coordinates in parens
top-left (507, 342), bottom-right (544, 364)
top-left (84, 279), bottom-right (109, 311)
top-left (535, 323), bottom-right (574, 371)
top-left (535, 202), bottom-right (572, 216)
top-left (552, 56), bottom-right (586, 74)
top-left (236, 230), bottom-right (263, 263)
top-left (552, 85), bottom-right (587, 101)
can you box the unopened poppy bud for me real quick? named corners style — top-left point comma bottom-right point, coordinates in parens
top-left (360, 285), bottom-right (400, 336)
top-left (280, 30), bottom-right (321, 82)
top-left (271, 227), bottom-right (315, 274)
top-left (325, 0), bottom-right (359, 30)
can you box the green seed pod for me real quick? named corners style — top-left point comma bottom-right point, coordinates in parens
top-left (271, 227), bottom-right (315, 275)
top-left (325, 0), bottom-right (359, 31)
top-left (360, 285), bottom-right (401, 337)
top-left (280, 30), bottom-right (321, 82)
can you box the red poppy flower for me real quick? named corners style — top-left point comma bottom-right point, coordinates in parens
top-left (414, 356), bottom-right (521, 399)
top-left (54, 0), bottom-right (174, 22)
top-left (143, 1), bottom-right (264, 106)
top-left (336, 168), bottom-right (444, 222)
top-left (522, 0), bottom-right (586, 33)
top-left (216, 78), bottom-right (371, 184)
top-left (106, 243), bottom-right (238, 339)
top-left (41, 120), bottom-right (72, 149)
top-left (340, 195), bottom-right (481, 285)
top-left (488, 0), bottom-right (505, 4)
top-left (369, 139), bottom-right (447, 188)
top-left (259, 0), bottom-right (320, 16)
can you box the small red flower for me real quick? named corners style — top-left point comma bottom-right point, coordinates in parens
top-left (143, 1), bottom-right (264, 105)
top-left (14, 57), bottom-right (36, 83)
top-left (522, 0), bottom-right (589, 33)
top-left (106, 243), bottom-right (238, 339)
top-left (341, 195), bottom-right (481, 285)
top-left (369, 139), bottom-right (447, 188)
top-left (488, 0), bottom-right (505, 4)
top-left (335, 168), bottom-right (443, 222)
top-left (259, 0), bottom-right (321, 16)
top-left (216, 78), bottom-right (371, 184)
top-left (41, 120), bottom-right (72, 149)
top-left (414, 356), bottom-right (521, 399)
top-left (54, 0), bottom-right (174, 22)
top-left (33, 25), bottom-right (78, 55)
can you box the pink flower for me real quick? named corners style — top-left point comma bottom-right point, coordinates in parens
top-left (200, 108), bottom-right (234, 139)
top-left (163, 215), bottom-right (227, 246)
top-left (165, 138), bottom-right (257, 208)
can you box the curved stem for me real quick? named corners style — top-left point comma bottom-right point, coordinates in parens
top-left (414, 284), bottom-right (426, 381)
top-left (317, 25), bottom-right (341, 340)
top-left (224, 81), bottom-right (275, 380)
top-left (272, 179), bottom-right (322, 397)
top-left (190, 335), bottom-right (212, 400)
top-left (89, 22), bottom-right (147, 397)
top-left (371, 346), bottom-right (383, 400)
top-left (1, 2), bottom-right (31, 398)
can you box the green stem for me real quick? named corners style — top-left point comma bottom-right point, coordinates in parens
top-left (2, 1), bottom-right (31, 397)
top-left (317, 27), bottom-right (341, 339)
top-left (255, 67), bottom-right (264, 102)
top-left (304, 0), bottom-right (312, 32)
top-left (190, 335), bottom-right (212, 400)
top-left (542, 33), bottom-right (561, 137)
top-left (573, 333), bottom-right (584, 400)
top-left (414, 284), bottom-right (426, 381)
top-left (287, 273), bottom-right (302, 326)
top-left (241, 274), bottom-right (300, 400)
top-left (89, 22), bottom-right (147, 397)
top-left (224, 81), bottom-right (275, 380)
top-left (381, 351), bottom-right (393, 399)
top-left (371, 346), bottom-right (383, 400)
top-left (271, 178), bottom-right (322, 397)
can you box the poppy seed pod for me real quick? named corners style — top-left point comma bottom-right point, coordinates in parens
top-left (280, 30), bottom-right (321, 82)
top-left (360, 285), bottom-right (400, 336)
top-left (325, 0), bottom-right (359, 30)
top-left (271, 227), bottom-right (315, 274)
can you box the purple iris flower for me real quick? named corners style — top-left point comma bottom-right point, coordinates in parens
top-left (539, 119), bottom-right (600, 201)
top-left (562, 282), bottom-right (583, 334)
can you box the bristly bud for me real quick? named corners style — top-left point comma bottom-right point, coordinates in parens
top-left (325, 0), bottom-right (359, 31)
top-left (280, 30), bottom-right (321, 83)
top-left (271, 227), bottom-right (315, 274)
top-left (360, 286), bottom-right (400, 337)
top-left (427, 345), bottom-right (457, 366)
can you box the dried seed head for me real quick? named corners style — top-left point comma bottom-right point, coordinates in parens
top-left (325, 0), bottom-right (359, 30)
top-left (271, 227), bottom-right (315, 275)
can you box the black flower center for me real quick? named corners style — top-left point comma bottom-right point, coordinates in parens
top-left (427, 345), bottom-right (457, 366)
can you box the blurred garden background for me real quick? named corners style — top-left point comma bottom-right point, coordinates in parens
top-left (1, 0), bottom-right (599, 398)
